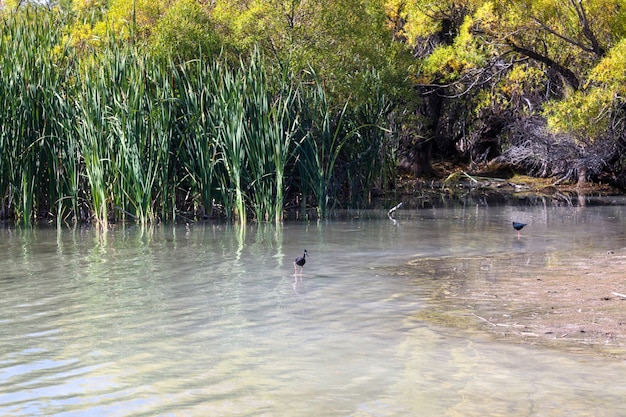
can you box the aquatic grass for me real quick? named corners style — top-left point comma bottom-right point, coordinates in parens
top-left (341, 69), bottom-right (395, 205)
top-left (173, 58), bottom-right (246, 222)
top-left (242, 52), bottom-right (299, 222)
top-left (294, 70), bottom-right (352, 218)
top-left (210, 66), bottom-right (248, 223)
top-left (175, 59), bottom-right (220, 218)
top-left (149, 62), bottom-right (179, 222)
top-left (107, 52), bottom-right (176, 226)
top-left (170, 53), bottom-right (299, 223)
top-left (46, 44), bottom-right (83, 226)
top-left (48, 87), bottom-right (82, 225)
top-left (0, 9), bottom-right (71, 225)
top-left (72, 45), bottom-right (180, 227)
top-left (175, 52), bottom-right (306, 223)
top-left (293, 69), bottom-right (397, 214)
top-left (75, 67), bottom-right (113, 228)
top-left (0, 8), bottom-right (398, 226)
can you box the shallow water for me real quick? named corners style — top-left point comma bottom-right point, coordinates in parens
top-left (2, 200), bottom-right (626, 416)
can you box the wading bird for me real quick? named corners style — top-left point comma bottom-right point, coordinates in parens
top-left (294, 249), bottom-right (308, 274)
top-left (512, 222), bottom-right (527, 239)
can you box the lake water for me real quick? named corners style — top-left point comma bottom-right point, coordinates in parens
top-left (2, 197), bottom-right (626, 416)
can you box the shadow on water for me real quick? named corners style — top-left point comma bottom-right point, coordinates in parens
top-left (1, 197), bottom-right (626, 415)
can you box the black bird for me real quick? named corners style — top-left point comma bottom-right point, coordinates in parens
top-left (294, 249), bottom-right (308, 274)
top-left (512, 222), bottom-right (526, 239)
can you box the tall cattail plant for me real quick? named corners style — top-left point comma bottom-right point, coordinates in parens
top-left (0, 8), bottom-right (398, 226)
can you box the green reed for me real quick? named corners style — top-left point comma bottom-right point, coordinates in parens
top-left (293, 69), bottom-right (396, 215)
top-left (208, 62), bottom-right (249, 222)
top-left (0, 8), bottom-right (397, 226)
top-left (48, 93), bottom-right (82, 226)
top-left (174, 53), bottom-right (300, 223)
top-left (172, 57), bottom-right (246, 222)
top-left (75, 63), bottom-right (113, 228)
top-left (293, 70), bottom-right (352, 218)
top-left (341, 69), bottom-right (395, 206)
top-left (107, 51), bottom-right (176, 226)
top-left (0, 9), bottom-right (71, 225)
top-left (69, 44), bottom-right (180, 227)
top-left (174, 59), bottom-right (219, 219)
top-left (242, 52), bottom-right (298, 222)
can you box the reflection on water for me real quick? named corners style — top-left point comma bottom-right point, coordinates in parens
top-left (1, 202), bottom-right (626, 416)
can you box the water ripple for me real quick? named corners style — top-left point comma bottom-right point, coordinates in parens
top-left (1, 215), bottom-right (626, 416)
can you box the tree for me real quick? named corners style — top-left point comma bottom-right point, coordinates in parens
top-left (386, 0), bottom-right (626, 185)
top-left (149, 0), bottom-right (222, 62)
top-left (211, 0), bottom-right (411, 102)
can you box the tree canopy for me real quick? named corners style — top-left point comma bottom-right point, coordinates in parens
top-left (384, 0), bottom-right (626, 184)
top-left (22, 0), bottom-right (626, 154)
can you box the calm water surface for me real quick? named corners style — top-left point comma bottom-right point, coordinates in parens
top-left (2, 200), bottom-right (626, 416)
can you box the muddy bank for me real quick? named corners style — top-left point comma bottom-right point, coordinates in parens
top-left (394, 172), bottom-right (620, 203)
top-left (399, 247), bottom-right (626, 359)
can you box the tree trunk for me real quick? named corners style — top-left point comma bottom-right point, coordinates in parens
top-left (412, 141), bottom-right (433, 177)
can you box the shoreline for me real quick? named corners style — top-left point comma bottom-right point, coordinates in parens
top-left (401, 247), bottom-right (626, 359)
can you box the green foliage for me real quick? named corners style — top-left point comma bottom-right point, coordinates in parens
top-left (0, 6), bottom-right (397, 225)
top-left (589, 38), bottom-right (626, 87)
top-left (385, 0), bottom-right (471, 42)
top-left (293, 70), bottom-right (350, 217)
top-left (90, 0), bottom-right (165, 42)
top-left (17, 0), bottom-right (626, 224)
top-left (149, 0), bottom-right (222, 62)
top-left (543, 88), bottom-right (613, 141)
top-left (389, 0), bottom-right (626, 167)
top-left (211, 0), bottom-right (409, 109)
top-left (544, 38), bottom-right (626, 141)
top-left (475, 63), bottom-right (545, 118)
top-left (0, 8), bottom-right (73, 225)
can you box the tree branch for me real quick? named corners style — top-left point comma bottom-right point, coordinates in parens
top-left (530, 16), bottom-right (595, 55)
top-left (530, 0), bottom-right (605, 58)
top-left (505, 38), bottom-right (580, 90)
top-left (572, 0), bottom-right (606, 56)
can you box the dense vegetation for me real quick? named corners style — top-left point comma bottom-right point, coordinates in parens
top-left (2, 0), bottom-right (626, 226)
